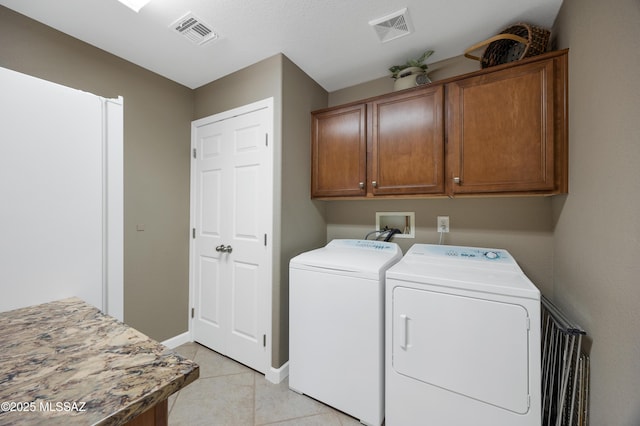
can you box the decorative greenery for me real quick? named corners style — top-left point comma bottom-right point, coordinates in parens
top-left (389, 50), bottom-right (434, 80)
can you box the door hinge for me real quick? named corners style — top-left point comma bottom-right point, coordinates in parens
top-left (192, 228), bottom-right (196, 239)
top-left (263, 334), bottom-right (266, 347)
top-left (526, 317), bottom-right (531, 330)
top-left (193, 148), bottom-right (197, 159)
top-left (191, 307), bottom-right (194, 319)
top-left (264, 234), bottom-right (267, 246)
top-left (265, 133), bottom-right (268, 147)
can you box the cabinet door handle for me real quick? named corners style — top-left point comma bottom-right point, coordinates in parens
top-left (453, 177), bottom-right (461, 184)
top-left (359, 182), bottom-right (364, 189)
top-left (372, 181), bottom-right (377, 188)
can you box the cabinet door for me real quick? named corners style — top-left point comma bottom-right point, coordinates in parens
top-left (371, 85), bottom-right (444, 195)
top-left (311, 104), bottom-right (367, 197)
top-left (447, 58), bottom-right (556, 194)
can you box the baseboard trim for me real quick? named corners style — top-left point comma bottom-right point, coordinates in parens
top-left (266, 361), bottom-right (289, 384)
top-left (162, 332), bottom-right (287, 384)
top-left (161, 331), bottom-right (191, 349)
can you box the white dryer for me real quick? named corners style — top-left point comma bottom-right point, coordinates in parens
top-left (289, 239), bottom-right (402, 426)
top-left (385, 244), bottom-right (541, 426)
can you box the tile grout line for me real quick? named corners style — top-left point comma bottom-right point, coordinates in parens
top-left (172, 343), bottom-right (359, 426)
top-left (167, 342), bottom-right (200, 419)
top-left (252, 370), bottom-right (257, 426)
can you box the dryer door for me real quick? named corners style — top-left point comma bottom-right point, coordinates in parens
top-left (392, 286), bottom-right (531, 414)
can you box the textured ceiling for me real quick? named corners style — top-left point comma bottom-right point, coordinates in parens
top-left (0, 0), bottom-right (563, 91)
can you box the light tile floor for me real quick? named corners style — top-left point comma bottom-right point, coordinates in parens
top-left (168, 342), bottom-right (362, 426)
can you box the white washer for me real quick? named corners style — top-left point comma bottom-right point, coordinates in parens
top-left (385, 244), bottom-right (541, 426)
top-left (289, 239), bottom-right (402, 426)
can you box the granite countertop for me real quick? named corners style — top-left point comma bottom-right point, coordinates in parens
top-left (0, 298), bottom-right (199, 425)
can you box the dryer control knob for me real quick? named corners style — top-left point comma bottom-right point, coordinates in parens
top-left (484, 251), bottom-right (499, 259)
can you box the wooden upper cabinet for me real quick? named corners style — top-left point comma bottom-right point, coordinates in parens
top-left (371, 85), bottom-right (444, 195)
top-left (311, 104), bottom-right (366, 197)
top-left (311, 86), bottom-right (445, 198)
top-left (447, 52), bottom-right (568, 195)
top-left (310, 50), bottom-right (568, 199)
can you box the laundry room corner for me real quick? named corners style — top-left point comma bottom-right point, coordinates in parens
top-left (325, 197), bottom-right (555, 296)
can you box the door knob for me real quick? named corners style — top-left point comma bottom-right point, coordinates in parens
top-left (216, 244), bottom-right (233, 253)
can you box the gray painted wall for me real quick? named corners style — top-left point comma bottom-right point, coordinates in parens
top-left (325, 197), bottom-right (554, 295)
top-left (5, 5), bottom-right (640, 418)
top-left (0, 9), bottom-right (327, 367)
top-left (0, 6), bottom-right (194, 342)
top-left (279, 56), bottom-right (328, 365)
top-left (327, 2), bottom-right (640, 423)
top-left (189, 54), bottom-right (329, 367)
top-left (328, 55), bottom-right (480, 106)
top-left (553, 0), bottom-right (640, 424)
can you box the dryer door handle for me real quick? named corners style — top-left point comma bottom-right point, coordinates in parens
top-left (399, 314), bottom-right (409, 350)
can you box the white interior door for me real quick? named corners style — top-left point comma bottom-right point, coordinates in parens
top-left (191, 99), bottom-right (273, 373)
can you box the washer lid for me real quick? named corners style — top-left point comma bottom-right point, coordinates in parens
top-left (290, 239), bottom-right (402, 279)
top-left (386, 244), bottom-right (540, 299)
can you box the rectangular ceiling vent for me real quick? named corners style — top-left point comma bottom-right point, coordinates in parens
top-left (170, 12), bottom-right (218, 45)
top-left (369, 8), bottom-right (413, 43)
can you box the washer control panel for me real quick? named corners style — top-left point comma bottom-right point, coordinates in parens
top-left (328, 239), bottom-right (399, 252)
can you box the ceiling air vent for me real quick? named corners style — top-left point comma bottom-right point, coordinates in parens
top-left (369, 8), bottom-right (413, 43)
top-left (170, 12), bottom-right (218, 45)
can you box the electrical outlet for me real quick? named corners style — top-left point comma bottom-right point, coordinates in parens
top-left (437, 216), bottom-right (450, 233)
